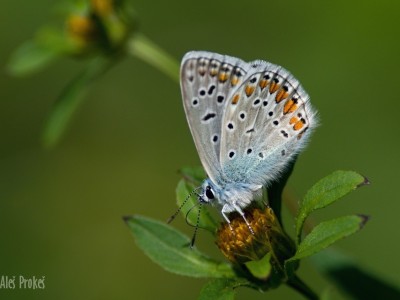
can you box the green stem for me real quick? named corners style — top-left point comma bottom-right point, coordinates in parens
top-left (287, 275), bottom-right (319, 300)
top-left (267, 155), bottom-right (297, 226)
top-left (127, 34), bottom-right (179, 82)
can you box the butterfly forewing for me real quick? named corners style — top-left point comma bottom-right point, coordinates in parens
top-left (180, 51), bottom-right (250, 182)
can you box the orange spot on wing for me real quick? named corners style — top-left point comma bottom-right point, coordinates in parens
top-left (293, 119), bottom-right (305, 131)
top-left (210, 69), bottom-right (218, 76)
top-left (245, 85), bottom-right (255, 97)
top-left (284, 100), bottom-right (293, 114)
top-left (275, 90), bottom-right (288, 103)
top-left (232, 94), bottom-right (240, 104)
top-left (289, 116), bottom-right (298, 125)
top-left (269, 82), bottom-right (280, 94)
top-left (284, 100), bottom-right (298, 114)
top-left (259, 79), bottom-right (268, 89)
top-left (231, 77), bottom-right (239, 86)
top-left (219, 73), bottom-right (228, 83)
top-left (288, 104), bottom-right (298, 113)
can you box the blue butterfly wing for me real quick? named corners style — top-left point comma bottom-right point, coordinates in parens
top-left (219, 59), bottom-right (317, 186)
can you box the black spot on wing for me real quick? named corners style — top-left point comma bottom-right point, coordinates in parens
top-left (208, 85), bottom-right (216, 95)
top-left (202, 113), bottom-right (216, 121)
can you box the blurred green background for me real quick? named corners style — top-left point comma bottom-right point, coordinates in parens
top-left (1, 0), bottom-right (399, 299)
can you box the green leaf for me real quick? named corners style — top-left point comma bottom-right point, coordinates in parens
top-left (311, 249), bottom-right (400, 299)
top-left (198, 279), bottom-right (237, 300)
top-left (287, 215), bottom-right (368, 269)
top-left (127, 34), bottom-right (179, 82)
top-left (179, 166), bottom-right (206, 185)
top-left (42, 56), bottom-right (112, 148)
top-left (198, 278), bottom-right (251, 300)
top-left (124, 215), bottom-right (234, 278)
top-left (175, 179), bottom-right (218, 234)
top-left (296, 170), bottom-right (369, 243)
top-left (7, 26), bottom-right (75, 77)
top-left (320, 287), bottom-right (334, 300)
top-left (7, 40), bottom-right (58, 76)
top-left (245, 253), bottom-right (272, 280)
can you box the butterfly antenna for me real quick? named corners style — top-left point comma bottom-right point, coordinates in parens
top-left (167, 187), bottom-right (200, 224)
top-left (184, 202), bottom-right (200, 227)
top-left (189, 202), bottom-right (203, 248)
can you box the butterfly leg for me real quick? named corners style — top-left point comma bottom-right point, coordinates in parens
top-left (221, 205), bottom-right (234, 232)
top-left (232, 203), bottom-right (255, 235)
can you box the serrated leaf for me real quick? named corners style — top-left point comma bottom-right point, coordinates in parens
top-left (42, 56), bottom-right (112, 148)
top-left (124, 215), bottom-right (234, 278)
top-left (296, 170), bottom-right (368, 243)
top-left (245, 253), bottom-right (272, 280)
top-left (287, 215), bottom-right (368, 272)
top-left (7, 40), bottom-right (58, 76)
top-left (198, 278), bottom-right (250, 300)
top-left (175, 179), bottom-right (218, 234)
top-left (311, 249), bottom-right (400, 299)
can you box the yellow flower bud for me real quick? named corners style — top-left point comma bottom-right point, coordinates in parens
top-left (91, 0), bottom-right (114, 17)
top-left (66, 14), bottom-right (98, 48)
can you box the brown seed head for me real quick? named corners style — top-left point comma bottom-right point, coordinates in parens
top-left (216, 207), bottom-right (295, 265)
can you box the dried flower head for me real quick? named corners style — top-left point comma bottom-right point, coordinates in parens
top-left (216, 206), bottom-right (296, 265)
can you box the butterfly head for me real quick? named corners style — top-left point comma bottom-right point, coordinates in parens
top-left (198, 179), bottom-right (218, 204)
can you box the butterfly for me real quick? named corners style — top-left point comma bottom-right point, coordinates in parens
top-left (174, 51), bottom-right (317, 239)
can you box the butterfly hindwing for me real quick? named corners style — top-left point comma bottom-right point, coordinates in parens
top-left (219, 60), bottom-right (317, 186)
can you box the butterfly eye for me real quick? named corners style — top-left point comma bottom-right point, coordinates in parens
top-left (205, 186), bottom-right (215, 199)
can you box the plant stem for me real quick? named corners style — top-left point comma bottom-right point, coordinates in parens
top-left (267, 155), bottom-right (297, 226)
top-left (287, 275), bottom-right (319, 300)
top-left (127, 33), bottom-right (179, 82)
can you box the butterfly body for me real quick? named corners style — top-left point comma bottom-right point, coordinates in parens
top-left (199, 178), bottom-right (261, 213)
top-left (180, 51), bottom-right (317, 224)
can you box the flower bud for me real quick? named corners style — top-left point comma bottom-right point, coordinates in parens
top-left (91, 0), bottom-right (114, 17)
top-left (65, 0), bottom-right (134, 55)
top-left (66, 14), bottom-right (98, 50)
